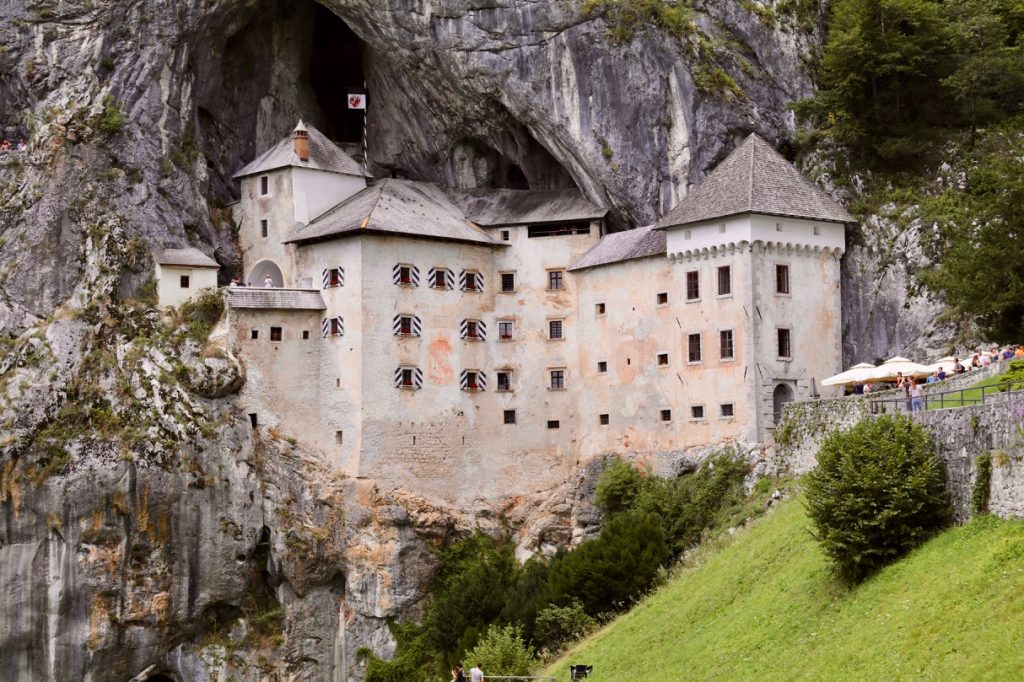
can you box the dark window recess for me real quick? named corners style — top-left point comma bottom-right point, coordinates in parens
top-left (595, 302), bottom-right (606, 315)
top-left (661, 409), bottom-right (672, 422)
top-left (399, 266), bottom-right (412, 284)
top-left (466, 320), bottom-right (479, 338)
top-left (547, 420), bottom-right (560, 429)
top-left (720, 330), bottom-right (734, 360)
top-left (528, 222), bottom-right (590, 238)
top-left (501, 230), bottom-right (511, 241)
top-left (180, 275), bottom-right (190, 288)
top-left (251, 329), bottom-right (259, 340)
top-left (688, 333), bottom-right (702, 363)
top-left (260, 219), bottom-right (268, 238)
top-left (599, 414), bottom-right (610, 425)
top-left (400, 317), bottom-right (412, 335)
top-left (464, 272), bottom-right (480, 291)
top-left (550, 370), bottom-right (565, 390)
top-left (497, 372), bottom-right (511, 391)
top-left (270, 326), bottom-right (282, 342)
top-left (504, 409), bottom-right (517, 424)
top-left (465, 371), bottom-right (479, 389)
top-left (718, 266), bottom-right (731, 296)
top-left (302, 330), bottom-right (310, 340)
top-left (597, 361), bottom-right (608, 373)
top-left (548, 270), bottom-right (564, 290)
top-left (259, 176), bottom-right (268, 195)
top-left (686, 271), bottom-right (700, 300)
top-left (434, 269), bottom-right (447, 288)
top-left (248, 413), bottom-right (258, 428)
top-left (691, 405), bottom-right (705, 419)
top-left (549, 320), bottom-right (563, 340)
top-left (335, 430), bottom-right (343, 445)
top-left (776, 264), bottom-right (790, 294)
top-left (721, 403), bottom-right (735, 418)
top-left (657, 292), bottom-right (668, 305)
top-left (657, 353), bottom-right (669, 366)
top-left (778, 328), bottom-right (792, 358)
top-left (501, 273), bottom-right (515, 292)
top-left (401, 368), bottom-right (414, 387)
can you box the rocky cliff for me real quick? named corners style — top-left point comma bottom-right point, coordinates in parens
top-left (0, 0), bottom-right (946, 679)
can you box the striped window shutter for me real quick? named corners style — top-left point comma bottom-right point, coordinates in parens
top-left (428, 267), bottom-right (438, 288)
top-left (474, 271), bottom-right (484, 292)
top-left (412, 315), bottom-right (422, 336)
top-left (336, 267), bottom-right (345, 286)
top-left (395, 366), bottom-right (423, 389)
top-left (334, 316), bottom-right (344, 336)
top-left (392, 264), bottom-right (402, 285)
top-left (392, 315), bottom-right (403, 335)
top-left (322, 267), bottom-right (345, 288)
top-left (410, 265), bottom-right (420, 287)
top-left (458, 270), bottom-right (467, 290)
top-left (322, 318), bottom-right (331, 338)
top-left (460, 370), bottom-right (486, 391)
top-left (445, 270), bottom-right (455, 289)
top-left (476, 371), bottom-right (486, 390)
top-left (459, 369), bottom-right (469, 390)
top-left (322, 269), bottom-right (330, 289)
top-left (459, 319), bottom-right (470, 339)
top-left (323, 316), bottom-right (344, 337)
top-left (476, 319), bottom-right (487, 341)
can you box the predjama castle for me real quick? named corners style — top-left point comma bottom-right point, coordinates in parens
top-left (158, 122), bottom-right (852, 501)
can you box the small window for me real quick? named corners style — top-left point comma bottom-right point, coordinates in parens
top-left (180, 275), bottom-right (190, 288)
top-left (691, 405), bottom-right (705, 419)
top-left (501, 272), bottom-right (516, 292)
top-left (660, 409), bottom-right (672, 422)
top-left (813, 225), bottom-right (821, 236)
top-left (335, 430), bottom-right (344, 445)
top-left (501, 230), bottom-right (511, 241)
top-left (504, 409), bottom-right (517, 424)
top-left (259, 176), bottom-right (268, 195)
top-left (463, 270), bottom-right (482, 292)
top-left (251, 329), bottom-right (259, 340)
top-left (398, 265), bottom-right (412, 285)
top-left (325, 267), bottom-right (343, 287)
top-left (597, 361), bottom-right (608, 373)
top-left (720, 330), bottom-right (734, 360)
top-left (260, 219), bottom-right (268, 238)
top-left (717, 266), bottom-right (731, 296)
top-left (547, 420), bottom-right (560, 429)
top-left (776, 222), bottom-right (783, 232)
top-left (778, 328), bottom-right (792, 359)
top-left (657, 353), bottom-right (669, 367)
top-left (721, 403), bottom-right (735, 418)
top-left (270, 326), bottom-right (282, 342)
top-left (684, 229), bottom-right (692, 240)
top-left (302, 330), bottom-right (310, 340)
top-left (595, 302), bottom-right (606, 316)
top-left (686, 271), bottom-right (700, 300)
top-left (599, 414), bottom-right (610, 425)
top-left (401, 368), bottom-right (414, 387)
top-left (400, 316), bottom-right (413, 335)
top-left (550, 369), bottom-right (565, 390)
top-left (248, 413), bottom-right (258, 428)
top-left (464, 371), bottom-right (480, 390)
top-left (466, 320), bottom-right (479, 339)
top-left (718, 223), bottom-right (726, 234)
top-left (497, 371), bottom-right (512, 392)
top-left (548, 270), bottom-right (564, 290)
top-left (430, 268), bottom-right (450, 289)
top-left (657, 292), bottom-right (668, 306)
top-left (498, 320), bottom-right (514, 341)
top-left (776, 264), bottom-right (790, 294)
top-left (528, 223), bottom-right (590, 238)
top-left (548, 319), bottom-right (563, 340)
top-left (687, 333), bottom-right (702, 363)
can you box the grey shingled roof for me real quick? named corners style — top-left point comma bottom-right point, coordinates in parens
top-left (227, 288), bottom-right (326, 310)
top-left (285, 179), bottom-right (500, 247)
top-left (233, 122), bottom-right (372, 179)
top-left (568, 225), bottom-right (666, 271)
top-left (450, 188), bottom-right (607, 226)
top-left (656, 134), bottom-right (855, 229)
top-left (156, 248), bottom-right (220, 269)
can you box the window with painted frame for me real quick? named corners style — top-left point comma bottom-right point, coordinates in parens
top-left (498, 320), bottom-right (514, 341)
top-left (496, 371), bottom-right (512, 392)
top-left (777, 328), bottom-right (792, 359)
top-left (719, 329), bottom-right (735, 360)
top-left (500, 272), bottom-right (516, 293)
top-left (548, 269), bottom-right (565, 291)
top-left (549, 368), bottom-right (566, 390)
top-left (687, 333), bottom-right (702, 363)
top-left (548, 319), bottom-right (564, 341)
top-left (717, 265), bottom-right (731, 296)
top-left (686, 270), bottom-right (700, 300)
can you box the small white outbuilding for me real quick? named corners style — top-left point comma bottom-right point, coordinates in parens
top-left (155, 247), bottom-right (220, 307)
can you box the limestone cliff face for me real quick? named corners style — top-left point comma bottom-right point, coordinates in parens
top-left (0, 0), bottom-right (943, 679)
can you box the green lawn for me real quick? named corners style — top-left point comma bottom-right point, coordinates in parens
top-left (545, 498), bottom-right (1024, 681)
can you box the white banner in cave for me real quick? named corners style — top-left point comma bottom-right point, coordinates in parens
top-left (347, 92), bottom-right (367, 109)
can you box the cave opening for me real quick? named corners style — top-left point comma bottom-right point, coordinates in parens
top-left (309, 4), bottom-right (366, 144)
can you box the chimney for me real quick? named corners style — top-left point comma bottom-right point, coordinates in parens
top-left (293, 120), bottom-right (309, 162)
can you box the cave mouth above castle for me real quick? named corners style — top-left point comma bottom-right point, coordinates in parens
top-left (309, 4), bottom-right (365, 144)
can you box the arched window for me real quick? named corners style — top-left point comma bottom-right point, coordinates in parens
top-left (247, 260), bottom-right (284, 288)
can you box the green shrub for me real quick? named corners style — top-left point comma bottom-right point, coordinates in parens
top-left (581, 0), bottom-right (695, 43)
top-left (97, 95), bottom-right (126, 135)
top-left (465, 624), bottom-right (536, 677)
top-left (595, 457), bottom-right (644, 514)
top-left (804, 415), bottom-right (951, 585)
top-left (534, 600), bottom-right (596, 652)
top-left (972, 452), bottom-right (992, 515)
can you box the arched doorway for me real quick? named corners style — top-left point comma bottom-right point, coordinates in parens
top-left (773, 383), bottom-right (794, 425)
top-left (248, 260), bottom-right (284, 287)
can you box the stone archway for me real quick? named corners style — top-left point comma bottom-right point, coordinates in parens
top-left (773, 383), bottom-right (794, 425)
top-left (248, 259), bottom-right (284, 287)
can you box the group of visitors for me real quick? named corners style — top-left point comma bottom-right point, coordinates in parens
top-left (849, 345), bottom-right (1023, 398)
top-left (451, 662), bottom-right (484, 682)
top-left (228, 276), bottom-right (276, 288)
top-left (0, 138), bottom-right (26, 152)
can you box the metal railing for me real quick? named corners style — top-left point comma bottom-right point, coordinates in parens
top-left (870, 379), bottom-right (1024, 414)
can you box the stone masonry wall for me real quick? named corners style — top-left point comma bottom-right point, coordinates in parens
top-left (773, 362), bottom-right (1024, 521)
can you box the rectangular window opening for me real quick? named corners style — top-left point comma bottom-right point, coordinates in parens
top-left (465, 371), bottom-right (479, 390)
top-left (335, 430), bottom-right (343, 445)
top-left (548, 270), bottom-right (565, 290)
top-left (464, 271), bottom-right (480, 291)
top-left (504, 409), bottom-right (517, 425)
top-left (599, 414), bottom-right (610, 426)
top-left (548, 319), bottom-right (563, 340)
top-left (498, 320), bottom-right (514, 341)
top-left (657, 292), bottom-right (669, 306)
top-left (260, 219), bottom-right (268, 238)
top-left (259, 176), bottom-right (268, 195)
top-left (270, 326), bottom-right (282, 342)
top-left (686, 271), bottom-right (700, 300)
top-left (398, 265), bottom-right (412, 285)
top-left (547, 420), bottom-right (560, 429)
top-left (778, 328), bottom-right (792, 359)
top-left (528, 223), bottom-right (590, 238)
top-left (401, 368), bottom-right (414, 387)
top-left (250, 329), bottom-right (259, 340)
top-left (657, 353), bottom-right (669, 367)
top-left (466, 320), bottom-right (479, 339)
top-left (660, 409), bottom-right (672, 422)
top-left (501, 272), bottom-right (516, 292)
top-left (688, 333), bottom-right (702, 363)
top-left (717, 266), bottom-right (731, 296)
top-left (180, 275), bottom-right (190, 288)
top-left (302, 330), bottom-right (310, 340)
top-left (595, 302), bottom-right (606, 316)
top-left (720, 330), bottom-right (735, 360)
top-left (248, 413), bottom-right (258, 428)
top-left (597, 361), bottom-right (608, 373)
top-left (501, 230), bottom-right (511, 241)
top-left (497, 372), bottom-right (511, 392)
top-left (691, 405), bottom-right (705, 419)
top-left (721, 403), bottom-right (735, 418)
top-left (776, 264), bottom-right (790, 294)
top-left (550, 369), bottom-right (565, 390)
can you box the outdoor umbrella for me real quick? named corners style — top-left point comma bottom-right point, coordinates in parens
top-left (924, 356), bottom-right (957, 373)
top-left (821, 362), bottom-right (877, 387)
top-left (868, 356), bottom-right (932, 382)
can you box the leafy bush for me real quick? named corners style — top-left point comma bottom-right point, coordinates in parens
top-left (595, 457), bottom-right (644, 514)
top-left (972, 453), bottom-right (992, 515)
top-left (804, 415), bottom-right (951, 584)
top-left (534, 600), bottom-right (596, 652)
top-left (581, 0), bottom-right (695, 43)
top-left (464, 624), bottom-right (536, 677)
top-left (97, 94), bottom-right (126, 135)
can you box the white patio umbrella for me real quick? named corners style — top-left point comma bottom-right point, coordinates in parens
top-left (868, 356), bottom-right (932, 382)
top-left (821, 362), bottom-right (877, 387)
top-left (924, 356), bottom-right (957, 373)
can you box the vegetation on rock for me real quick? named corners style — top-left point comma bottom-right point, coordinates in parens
top-left (804, 415), bottom-right (950, 584)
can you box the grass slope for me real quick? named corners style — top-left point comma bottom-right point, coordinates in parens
top-left (546, 499), bottom-right (1024, 680)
